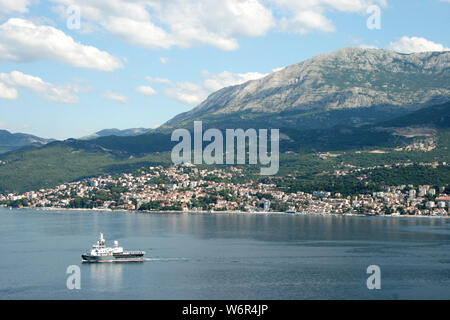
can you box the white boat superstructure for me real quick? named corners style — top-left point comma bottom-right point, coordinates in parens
top-left (90, 233), bottom-right (124, 256)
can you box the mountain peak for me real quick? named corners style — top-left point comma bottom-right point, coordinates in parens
top-left (162, 47), bottom-right (450, 131)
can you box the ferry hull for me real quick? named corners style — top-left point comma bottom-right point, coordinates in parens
top-left (82, 253), bottom-right (145, 263)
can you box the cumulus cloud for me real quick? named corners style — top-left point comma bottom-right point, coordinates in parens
top-left (165, 82), bottom-right (207, 105)
top-left (163, 70), bottom-right (267, 105)
top-left (270, 0), bottom-right (386, 35)
top-left (389, 36), bottom-right (449, 54)
top-left (0, 70), bottom-right (80, 103)
top-left (50, 0), bottom-right (386, 51)
top-left (0, 82), bottom-right (18, 100)
top-left (201, 70), bottom-right (267, 91)
top-left (101, 90), bottom-right (128, 104)
top-left (0, 0), bottom-right (31, 14)
top-left (279, 10), bottom-right (335, 34)
top-left (0, 18), bottom-right (123, 71)
top-left (135, 85), bottom-right (157, 96)
top-left (50, 0), bottom-right (273, 51)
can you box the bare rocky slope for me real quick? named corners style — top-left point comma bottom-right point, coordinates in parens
top-left (162, 47), bottom-right (450, 130)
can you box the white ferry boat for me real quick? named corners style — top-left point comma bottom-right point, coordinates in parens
top-left (82, 233), bottom-right (145, 263)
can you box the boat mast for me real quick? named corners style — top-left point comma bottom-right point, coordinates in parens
top-left (99, 233), bottom-right (105, 246)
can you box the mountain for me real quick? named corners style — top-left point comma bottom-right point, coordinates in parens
top-left (1, 101), bottom-right (449, 193)
top-left (162, 47), bottom-right (450, 131)
top-left (80, 128), bottom-right (151, 140)
top-left (2, 48), bottom-right (450, 193)
top-left (0, 130), bottom-right (54, 154)
top-left (381, 100), bottom-right (450, 128)
top-left (281, 100), bottom-right (450, 153)
top-left (64, 132), bottom-right (173, 155)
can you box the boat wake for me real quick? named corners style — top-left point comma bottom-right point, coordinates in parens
top-left (144, 258), bottom-right (188, 262)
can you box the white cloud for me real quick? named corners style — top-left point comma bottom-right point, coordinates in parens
top-left (325, 0), bottom-right (387, 11)
top-left (50, 0), bottom-right (386, 50)
top-left (272, 67), bottom-right (285, 73)
top-left (279, 10), bottom-right (335, 34)
top-left (165, 82), bottom-right (207, 105)
top-left (0, 70), bottom-right (79, 103)
top-left (157, 0), bottom-right (275, 50)
top-left (102, 16), bottom-right (175, 50)
top-left (0, 18), bottom-right (123, 71)
top-left (201, 70), bottom-right (267, 91)
top-left (145, 77), bottom-right (173, 85)
top-left (269, 0), bottom-right (387, 13)
top-left (270, 0), bottom-right (386, 35)
top-left (0, 82), bottom-right (18, 100)
top-left (163, 70), bottom-right (267, 105)
top-left (389, 36), bottom-right (449, 54)
top-left (135, 85), bottom-right (157, 96)
top-left (0, 0), bottom-right (31, 14)
top-left (50, 0), bottom-right (274, 51)
top-left (101, 90), bottom-right (128, 104)
top-left (159, 57), bottom-right (169, 64)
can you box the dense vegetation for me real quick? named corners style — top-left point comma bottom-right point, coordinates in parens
top-left (1, 102), bottom-right (449, 195)
top-left (272, 166), bottom-right (450, 197)
top-left (0, 144), bottom-right (171, 193)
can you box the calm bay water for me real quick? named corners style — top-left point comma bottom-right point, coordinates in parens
top-left (1, 208), bottom-right (450, 299)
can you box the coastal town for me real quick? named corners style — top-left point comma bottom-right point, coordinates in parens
top-left (1, 164), bottom-right (449, 216)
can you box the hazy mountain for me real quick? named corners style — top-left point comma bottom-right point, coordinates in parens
top-left (0, 130), bottom-right (54, 154)
top-left (80, 128), bottom-right (151, 140)
top-left (162, 47), bottom-right (450, 130)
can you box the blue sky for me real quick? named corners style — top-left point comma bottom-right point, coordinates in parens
top-left (0, 0), bottom-right (449, 140)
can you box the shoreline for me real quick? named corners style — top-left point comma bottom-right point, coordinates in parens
top-left (2, 206), bottom-right (449, 218)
